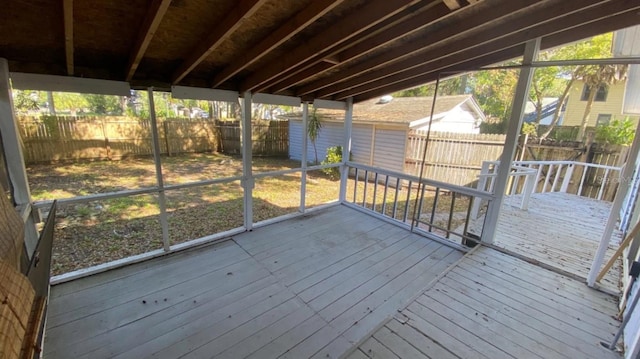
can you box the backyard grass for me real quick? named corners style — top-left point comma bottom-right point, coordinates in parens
top-left (27, 153), bottom-right (475, 275)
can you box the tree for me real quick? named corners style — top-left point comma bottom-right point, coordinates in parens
top-left (13, 90), bottom-right (39, 113)
top-left (575, 64), bottom-right (627, 140)
top-left (83, 94), bottom-right (123, 115)
top-left (308, 107), bottom-right (323, 164)
top-left (540, 33), bottom-right (616, 140)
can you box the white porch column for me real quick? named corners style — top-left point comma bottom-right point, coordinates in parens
top-left (482, 39), bottom-right (539, 244)
top-left (339, 97), bottom-right (354, 203)
top-left (0, 58), bottom-right (39, 256)
top-left (147, 88), bottom-right (170, 251)
top-left (300, 102), bottom-right (309, 212)
top-left (587, 119), bottom-right (640, 286)
top-left (241, 92), bottom-right (254, 230)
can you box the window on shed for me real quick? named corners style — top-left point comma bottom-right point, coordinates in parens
top-left (596, 114), bottom-right (612, 126)
top-left (581, 84), bottom-right (608, 102)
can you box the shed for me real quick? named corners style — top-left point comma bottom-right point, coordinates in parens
top-left (289, 95), bottom-right (485, 173)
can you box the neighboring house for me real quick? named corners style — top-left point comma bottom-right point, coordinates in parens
top-left (288, 95), bottom-right (485, 173)
top-left (523, 97), bottom-right (563, 125)
top-left (562, 80), bottom-right (640, 127)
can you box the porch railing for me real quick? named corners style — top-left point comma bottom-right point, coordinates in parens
top-left (343, 161), bottom-right (494, 247)
top-left (471, 160), bottom-right (623, 219)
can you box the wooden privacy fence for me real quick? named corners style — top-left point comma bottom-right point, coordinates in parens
top-left (405, 131), bottom-right (506, 187)
top-left (17, 116), bottom-right (289, 163)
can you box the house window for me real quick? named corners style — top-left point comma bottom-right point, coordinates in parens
top-left (596, 114), bottom-right (612, 126)
top-left (581, 84), bottom-right (608, 102)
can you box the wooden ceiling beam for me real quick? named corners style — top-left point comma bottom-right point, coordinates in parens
top-left (442, 0), bottom-right (464, 10)
top-left (172, 0), bottom-right (267, 84)
top-left (269, 1), bottom-right (455, 94)
top-left (321, 0), bottom-right (628, 99)
top-left (239, 0), bottom-right (424, 93)
top-left (210, 0), bottom-right (345, 88)
top-left (295, 0), bottom-right (526, 97)
top-left (350, 8), bottom-right (640, 102)
top-left (63, 0), bottom-right (74, 76)
top-left (125, 0), bottom-right (172, 81)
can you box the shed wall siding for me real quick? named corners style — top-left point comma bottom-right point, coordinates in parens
top-left (372, 128), bottom-right (407, 173)
top-left (350, 124), bottom-right (373, 165)
top-left (289, 121), bottom-right (347, 163)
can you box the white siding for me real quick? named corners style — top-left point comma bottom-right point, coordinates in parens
top-left (288, 120), bottom-right (343, 163)
top-left (350, 124), bottom-right (372, 164)
top-left (372, 128), bottom-right (406, 173)
top-left (413, 108), bottom-right (480, 134)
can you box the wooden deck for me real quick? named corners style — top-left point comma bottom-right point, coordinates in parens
top-left (471, 192), bottom-right (623, 294)
top-left (43, 205), bottom-right (463, 359)
top-left (346, 246), bottom-right (622, 359)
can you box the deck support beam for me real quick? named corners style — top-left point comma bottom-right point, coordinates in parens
top-left (587, 119), bottom-right (640, 286)
top-left (339, 98), bottom-right (354, 203)
top-left (0, 58), bottom-right (39, 257)
top-left (300, 102), bottom-right (309, 212)
top-left (482, 39), bottom-right (538, 244)
top-left (147, 88), bottom-right (170, 251)
top-left (241, 92), bottom-right (254, 230)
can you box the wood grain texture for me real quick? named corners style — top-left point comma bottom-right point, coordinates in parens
top-left (44, 205), bottom-right (462, 358)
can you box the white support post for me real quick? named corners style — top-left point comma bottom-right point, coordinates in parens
top-left (300, 102), bottom-right (309, 213)
top-left (147, 88), bottom-right (170, 252)
top-left (520, 171), bottom-right (535, 211)
top-left (560, 164), bottom-right (574, 193)
top-left (241, 92), bottom-right (254, 230)
top-left (339, 97), bottom-right (353, 203)
top-left (471, 161), bottom-right (491, 220)
top-left (0, 58), bottom-right (39, 256)
top-left (482, 39), bottom-right (539, 244)
top-left (587, 118), bottom-right (640, 286)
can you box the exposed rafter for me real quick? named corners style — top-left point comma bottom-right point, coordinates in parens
top-left (442, 0), bottom-right (463, 10)
top-left (239, 0), bottom-right (424, 92)
top-left (125, 0), bottom-right (172, 81)
top-left (211, 0), bottom-right (345, 88)
top-left (308, 0), bottom-right (550, 98)
top-left (268, 1), bottom-right (455, 94)
top-left (172, 0), bottom-right (268, 84)
top-left (351, 5), bottom-right (640, 102)
top-left (63, 0), bottom-right (74, 76)
top-left (321, 0), bottom-right (624, 99)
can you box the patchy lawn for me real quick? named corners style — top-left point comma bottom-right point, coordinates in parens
top-left (28, 154), bottom-right (471, 275)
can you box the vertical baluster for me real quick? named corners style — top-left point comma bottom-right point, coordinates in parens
top-left (392, 177), bottom-right (400, 219)
top-left (352, 168), bottom-right (358, 203)
top-left (542, 164), bottom-right (553, 192)
top-left (551, 164), bottom-right (562, 192)
top-left (429, 188), bottom-right (440, 232)
top-left (362, 170), bottom-right (369, 207)
top-left (597, 168), bottom-right (610, 200)
top-left (578, 165), bottom-right (589, 196)
top-left (381, 175), bottom-right (390, 216)
top-left (372, 173), bottom-right (379, 211)
top-left (534, 164), bottom-right (543, 193)
top-left (403, 181), bottom-right (412, 222)
top-left (446, 193), bottom-right (456, 238)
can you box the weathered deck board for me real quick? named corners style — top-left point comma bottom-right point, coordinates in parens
top-left (44, 205), bottom-right (463, 358)
top-left (469, 192), bottom-right (622, 294)
top-left (347, 246), bottom-right (622, 359)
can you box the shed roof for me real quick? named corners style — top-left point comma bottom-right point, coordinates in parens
top-left (1, 0), bottom-right (638, 103)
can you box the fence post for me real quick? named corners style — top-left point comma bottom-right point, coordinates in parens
top-left (560, 164), bottom-right (574, 193)
top-left (163, 120), bottom-right (171, 156)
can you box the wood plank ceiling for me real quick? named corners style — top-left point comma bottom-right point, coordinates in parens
top-left (0, 0), bottom-right (638, 102)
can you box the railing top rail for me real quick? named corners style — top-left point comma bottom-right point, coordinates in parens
top-left (346, 161), bottom-right (494, 200)
top-left (484, 160), bottom-right (623, 171)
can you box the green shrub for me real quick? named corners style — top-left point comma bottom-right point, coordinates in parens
top-left (521, 122), bottom-right (537, 136)
top-left (321, 146), bottom-right (343, 179)
top-left (595, 117), bottom-right (635, 145)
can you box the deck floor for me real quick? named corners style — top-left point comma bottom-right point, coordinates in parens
top-left (44, 205), bottom-right (463, 358)
top-left (471, 192), bottom-right (623, 293)
top-left (346, 246), bottom-right (622, 359)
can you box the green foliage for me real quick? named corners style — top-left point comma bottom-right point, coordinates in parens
top-left (13, 90), bottom-right (39, 113)
top-left (308, 107), bottom-right (323, 164)
top-left (521, 122), bottom-right (537, 136)
top-left (479, 118), bottom-right (507, 134)
top-left (392, 76), bottom-right (465, 97)
top-left (321, 146), bottom-right (343, 179)
top-left (595, 118), bottom-right (635, 145)
top-left (83, 94), bottom-right (123, 115)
